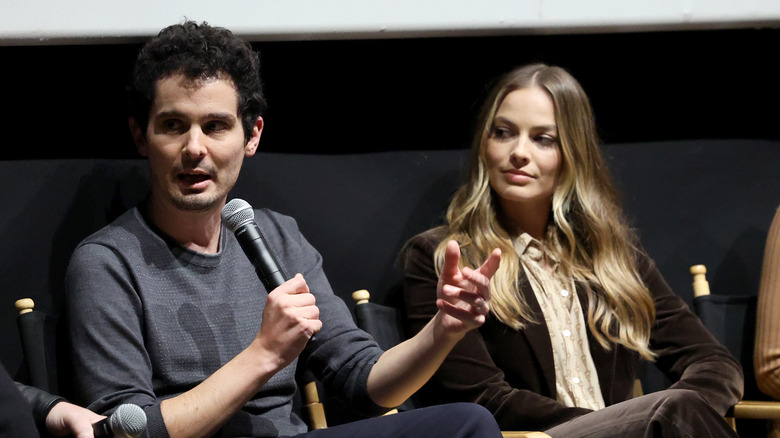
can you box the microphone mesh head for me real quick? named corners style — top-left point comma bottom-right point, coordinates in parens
top-left (109, 403), bottom-right (147, 437)
top-left (221, 198), bottom-right (255, 232)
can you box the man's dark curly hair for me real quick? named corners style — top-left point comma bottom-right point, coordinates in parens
top-left (128, 21), bottom-right (266, 141)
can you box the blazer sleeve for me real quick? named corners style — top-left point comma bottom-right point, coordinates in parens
top-left (0, 368), bottom-right (39, 437)
top-left (640, 253), bottom-right (744, 414)
top-left (13, 382), bottom-right (65, 431)
top-left (401, 231), bottom-right (591, 431)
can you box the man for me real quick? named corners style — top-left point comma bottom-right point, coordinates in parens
top-left (65, 21), bottom-right (503, 438)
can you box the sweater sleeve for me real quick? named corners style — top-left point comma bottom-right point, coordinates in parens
top-left (65, 242), bottom-right (169, 438)
top-left (401, 230), bottom-right (591, 431)
top-left (755, 206), bottom-right (780, 399)
top-left (255, 209), bottom-right (388, 417)
top-left (639, 253), bottom-right (744, 414)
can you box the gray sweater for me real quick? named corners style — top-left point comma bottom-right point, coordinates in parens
top-left (66, 207), bottom-right (385, 437)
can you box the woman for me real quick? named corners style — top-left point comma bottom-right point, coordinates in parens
top-left (401, 64), bottom-right (743, 437)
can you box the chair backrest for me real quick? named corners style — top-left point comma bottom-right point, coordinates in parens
top-left (14, 298), bottom-right (58, 394)
top-left (352, 290), bottom-right (408, 351)
top-left (689, 265), bottom-right (780, 436)
top-left (690, 265), bottom-right (763, 401)
top-left (351, 290), bottom-right (417, 412)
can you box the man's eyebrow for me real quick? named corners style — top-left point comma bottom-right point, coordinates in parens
top-left (205, 112), bottom-right (237, 122)
top-left (152, 111), bottom-right (237, 122)
top-left (153, 110), bottom-right (185, 120)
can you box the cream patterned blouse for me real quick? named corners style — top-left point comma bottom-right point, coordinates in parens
top-left (514, 233), bottom-right (605, 411)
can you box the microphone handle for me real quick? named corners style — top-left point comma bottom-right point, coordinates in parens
top-left (235, 219), bottom-right (317, 343)
top-left (92, 418), bottom-right (113, 437)
top-left (235, 223), bottom-right (286, 291)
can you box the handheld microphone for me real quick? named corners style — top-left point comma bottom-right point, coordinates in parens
top-left (221, 198), bottom-right (286, 291)
top-left (92, 403), bottom-right (147, 438)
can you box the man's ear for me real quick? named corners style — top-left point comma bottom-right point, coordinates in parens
top-left (245, 116), bottom-right (264, 158)
top-left (129, 118), bottom-right (148, 157)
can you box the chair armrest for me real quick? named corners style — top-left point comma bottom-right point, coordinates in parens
top-left (730, 400), bottom-right (780, 420)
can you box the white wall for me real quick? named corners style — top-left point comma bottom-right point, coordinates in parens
top-left (2, 0), bottom-right (780, 45)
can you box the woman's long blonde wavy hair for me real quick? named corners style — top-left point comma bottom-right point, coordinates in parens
top-left (435, 64), bottom-right (656, 360)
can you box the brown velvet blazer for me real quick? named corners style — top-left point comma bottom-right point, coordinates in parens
top-left (402, 227), bottom-right (743, 431)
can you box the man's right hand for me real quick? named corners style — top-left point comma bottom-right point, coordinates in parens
top-left (160, 273), bottom-right (321, 438)
top-left (254, 273), bottom-right (321, 370)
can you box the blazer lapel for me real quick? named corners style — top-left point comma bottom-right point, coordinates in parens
top-left (517, 276), bottom-right (558, 397)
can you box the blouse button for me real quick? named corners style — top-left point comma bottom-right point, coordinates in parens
top-left (572, 377), bottom-right (581, 384)
top-left (561, 289), bottom-right (570, 297)
top-left (563, 329), bottom-right (571, 337)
